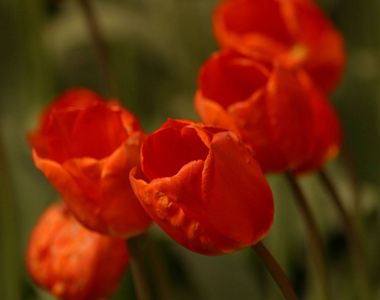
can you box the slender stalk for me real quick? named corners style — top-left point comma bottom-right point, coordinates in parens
top-left (341, 146), bottom-right (361, 223)
top-left (126, 236), bottom-right (152, 300)
top-left (77, 0), bottom-right (118, 97)
top-left (285, 172), bottom-right (331, 300)
top-left (318, 169), bottom-right (371, 299)
top-left (251, 242), bottom-right (298, 300)
top-left (144, 234), bottom-right (172, 300)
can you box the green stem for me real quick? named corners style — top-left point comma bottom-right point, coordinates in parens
top-left (285, 172), bottom-right (331, 300)
top-left (341, 146), bottom-right (361, 225)
top-left (126, 236), bottom-right (152, 300)
top-left (144, 234), bottom-right (172, 300)
top-left (251, 242), bottom-right (298, 300)
top-left (318, 169), bottom-right (371, 299)
top-left (77, 0), bottom-right (118, 97)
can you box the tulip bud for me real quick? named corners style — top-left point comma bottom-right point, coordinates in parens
top-left (26, 202), bottom-right (129, 300)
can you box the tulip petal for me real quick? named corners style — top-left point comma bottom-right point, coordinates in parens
top-left (291, 0), bottom-right (346, 93)
top-left (227, 89), bottom-right (283, 170)
top-left (202, 131), bottom-right (274, 246)
top-left (101, 135), bottom-right (152, 238)
top-left (67, 105), bottom-right (128, 160)
top-left (32, 150), bottom-right (108, 233)
top-left (30, 109), bottom-right (80, 163)
top-left (52, 88), bottom-right (104, 109)
top-left (118, 107), bottom-right (142, 134)
top-left (62, 157), bottom-right (103, 203)
top-left (195, 91), bottom-right (240, 134)
top-left (150, 160), bottom-right (204, 213)
top-left (198, 51), bottom-right (269, 108)
top-left (142, 127), bottom-right (209, 180)
top-left (213, 0), bottom-right (346, 93)
top-left (130, 163), bottom-right (244, 255)
top-left (266, 64), bottom-right (315, 170)
top-left (295, 82), bottom-right (342, 173)
top-left (213, 0), bottom-right (294, 47)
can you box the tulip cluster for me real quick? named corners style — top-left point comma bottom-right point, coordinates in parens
top-left (27, 89), bottom-right (152, 299)
top-left (196, 0), bottom-right (344, 175)
top-left (25, 0), bottom-right (346, 298)
top-left (26, 90), bottom-right (275, 298)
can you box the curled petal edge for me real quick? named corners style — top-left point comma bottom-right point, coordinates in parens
top-left (130, 167), bottom-right (244, 255)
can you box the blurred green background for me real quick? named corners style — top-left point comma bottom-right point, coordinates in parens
top-left (0, 0), bottom-right (379, 299)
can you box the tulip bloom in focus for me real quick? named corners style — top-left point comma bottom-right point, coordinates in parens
top-left (26, 202), bottom-right (129, 300)
top-left (28, 88), bottom-right (152, 237)
top-left (130, 119), bottom-right (274, 255)
top-left (213, 0), bottom-right (346, 93)
top-left (195, 49), bottom-right (316, 173)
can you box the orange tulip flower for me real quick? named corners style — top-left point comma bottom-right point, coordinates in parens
top-left (130, 119), bottom-right (274, 255)
top-left (195, 49), bottom-right (316, 173)
top-left (213, 0), bottom-right (346, 93)
top-left (28, 88), bottom-right (152, 237)
top-left (26, 202), bottom-right (129, 300)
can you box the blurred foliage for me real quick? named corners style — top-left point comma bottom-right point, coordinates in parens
top-left (0, 0), bottom-right (379, 299)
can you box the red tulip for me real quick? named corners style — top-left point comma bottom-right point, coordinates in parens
top-left (26, 202), bottom-right (129, 300)
top-left (28, 88), bottom-right (152, 237)
top-left (130, 119), bottom-right (274, 255)
top-left (213, 0), bottom-right (346, 93)
top-left (294, 72), bottom-right (343, 173)
top-left (195, 49), bottom-right (316, 173)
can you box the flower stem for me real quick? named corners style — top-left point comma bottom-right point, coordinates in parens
top-left (285, 172), bottom-right (331, 300)
top-left (77, 0), bottom-right (118, 97)
top-left (144, 234), bottom-right (172, 300)
top-left (126, 236), bottom-right (152, 300)
top-left (251, 242), bottom-right (298, 300)
top-left (318, 168), bottom-right (371, 299)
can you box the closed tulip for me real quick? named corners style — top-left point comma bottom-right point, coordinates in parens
top-left (195, 49), bottom-right (316, 173)
top-left (130, 119), bottom-right (274, 255)
top-left (26, 202), bottom-right (129, 300)
top-left (28, 88), bottom-right (152, 237)
top-left (213, 0), bottom-right (346, 93)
